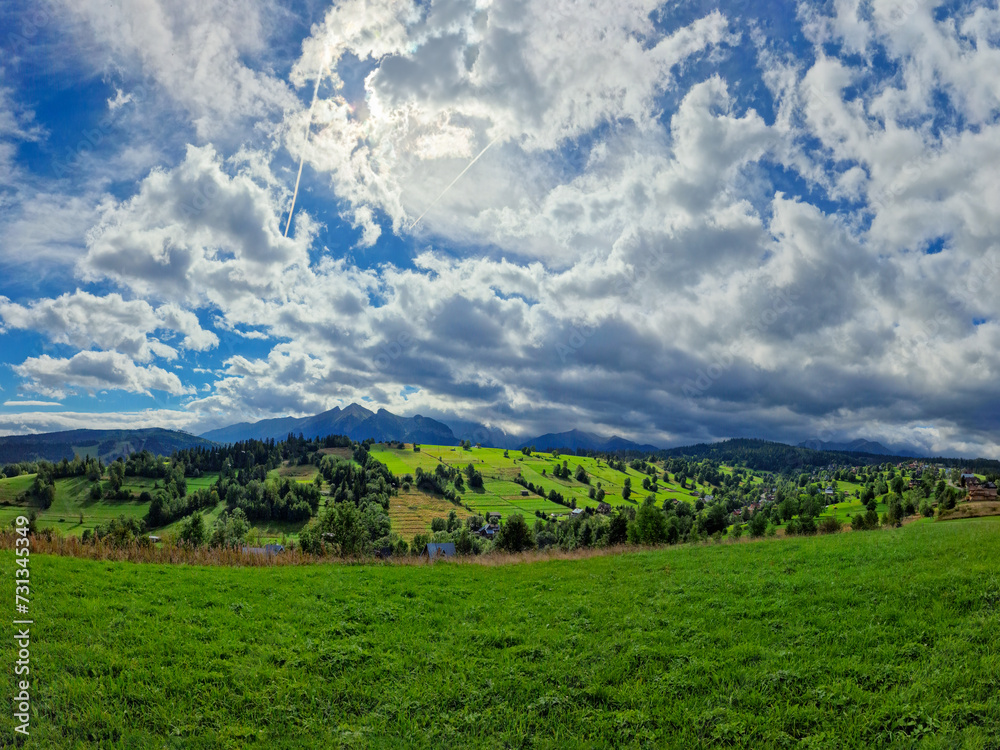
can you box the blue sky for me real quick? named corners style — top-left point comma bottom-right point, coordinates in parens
top-left (1, 0), bottom-right (999, 456)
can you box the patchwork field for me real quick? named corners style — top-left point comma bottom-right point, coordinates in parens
top-left (370, 444), bottom-right (712, 522)
top-left (2, 518), bottom-right (998, 747)
top-left (389, 488), bottom-right (473, 538)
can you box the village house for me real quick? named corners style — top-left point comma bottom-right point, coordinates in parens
top-left (422, 542), bottom-right (456, 559)
top-left (597, 502), bottom-right (612, 515)
top-left (968, 482), bottom-right (998, 502)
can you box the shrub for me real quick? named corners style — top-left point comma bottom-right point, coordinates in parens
top-left (178, 513), bottom-right (206, 547)
top-left (495, 514), bottom-right (535, 553)
top-left (628, 502), bottom-right (667, 545)
top-left (818, 516), bottom-right (842, 534)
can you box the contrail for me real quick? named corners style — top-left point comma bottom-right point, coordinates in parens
top-left (284, 56), bottom-right (328, 238)
top-left (407, 134), bottom-right (502, 231)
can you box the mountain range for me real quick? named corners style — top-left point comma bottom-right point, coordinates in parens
top-left (525, 429), bottom-right (660, 453)
top-left (0, 428), bottom-right (215, 464)
top-left (201, 404), bottom-right (660, 453)
top-left (199, 404), bottom-right (457, 445)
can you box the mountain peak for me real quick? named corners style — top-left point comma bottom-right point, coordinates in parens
top-left (200, 404), bottom-right (455, 445)
top-left (341, 403), bottom-right (374, 418)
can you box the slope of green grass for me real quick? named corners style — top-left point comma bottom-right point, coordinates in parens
top-left (371, 445), bottom-right (713, 520)
top-left (0, 473), bottom-right (34, 504)
top-left (2, 519), bottom-right (999, 748)
top-left (0, 473), bottom-right (223, 537)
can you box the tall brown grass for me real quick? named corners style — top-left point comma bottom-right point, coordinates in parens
top-left (0, 531), bottom-right (647, 568)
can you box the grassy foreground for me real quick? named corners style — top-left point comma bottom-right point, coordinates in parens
top-left (3, 521), bottom-right (1000, 748)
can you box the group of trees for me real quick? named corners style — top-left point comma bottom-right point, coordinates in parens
top-left (174, 509), bottom-right (252, 549)
top-left (215, 477), bottom-right (320, 523)
top-left (82, 509), bottom-right (252, 550)
top-left (2, 455), bottom-right (105, 482)
top-left (145, 486), bottom-right (217, 527)
top-left (296, 445), bottom-right (397, 557)
top-left (83, 515), bottom-right (150, 547)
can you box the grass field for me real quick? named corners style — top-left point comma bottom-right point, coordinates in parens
top-left (0, 473), bottom-right (222, 538)
top-left (2, 519), bottom-right (998, 747)
top-left (268, 463), bottom-right (321, 483)
top-left (0, 473), bottom-right (34, 504)
top-left (370, 444), bottom-right (712, 521)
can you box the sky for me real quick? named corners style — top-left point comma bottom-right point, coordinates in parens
top-left (1, 0), bottom-right (999, 456)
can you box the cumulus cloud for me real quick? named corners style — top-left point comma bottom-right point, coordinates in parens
top-left (14, 351), bottom-right (194, 399)
top-left (0, 291), bottom-right (218, 361)
top-left (51, 0), bottom-right (296, 141)
top-left (287, 0), bottom-right (736, 246)
top-left (80, 144), bottom-right (314, 305)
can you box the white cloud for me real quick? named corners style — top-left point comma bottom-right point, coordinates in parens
top-left (80, 144), bottom-right (314, 306)
top-left (0, 409), bottom-right (200, 437)
top-left (0, 291), bottom-right (218, 362)
top-left (2, 401), bottom-right (63, 407)
top-left (52, 0), bottom-right (296, 141)
top-left (107, 88), bottom-right (133, 112)
top-left (14, 351), bottom-right (195, 399)
top-left (287, 0), bottom-right (736, 246)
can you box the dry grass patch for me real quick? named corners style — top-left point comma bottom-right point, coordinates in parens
top-left (939, 501), bottom-right (1000, 521)
top-left (389, 488), bottom-right (472, 539)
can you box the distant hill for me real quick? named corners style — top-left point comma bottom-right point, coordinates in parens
top-left (0, 428), bottom-right (215, 464)
top-left (797, 438), bottom-right (920, 457)
top-left (201, 404), bottom-right (459, 445)
top-left (659, 438), bottom-right (909, 472)
top-left (523, 429), bottom-right (659, 453)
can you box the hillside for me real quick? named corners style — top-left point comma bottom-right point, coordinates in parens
top-left (201, 404), bottom-right (458, 445)
top-left (659, 437), bottom-right (915, 472)
top-left (664, 438), bottom-right (1000, 473)
top-left (3, 520), bottom-right (998, 747)
top-left (524, 429), bottom-right (659, 453)
top-left (0, 428), bottom-right (215, 464)
top-left (369, 443), bottom-right (706, 522)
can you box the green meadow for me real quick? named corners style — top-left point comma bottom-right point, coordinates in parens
top-left (0, 469), bottom-right (316, 546)
top-left (370, 444), bottom-right (711, 521)
top-left (0, 474), bottom-right (159, 536)
top-left (2, 518), bottom-right (998, 748)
